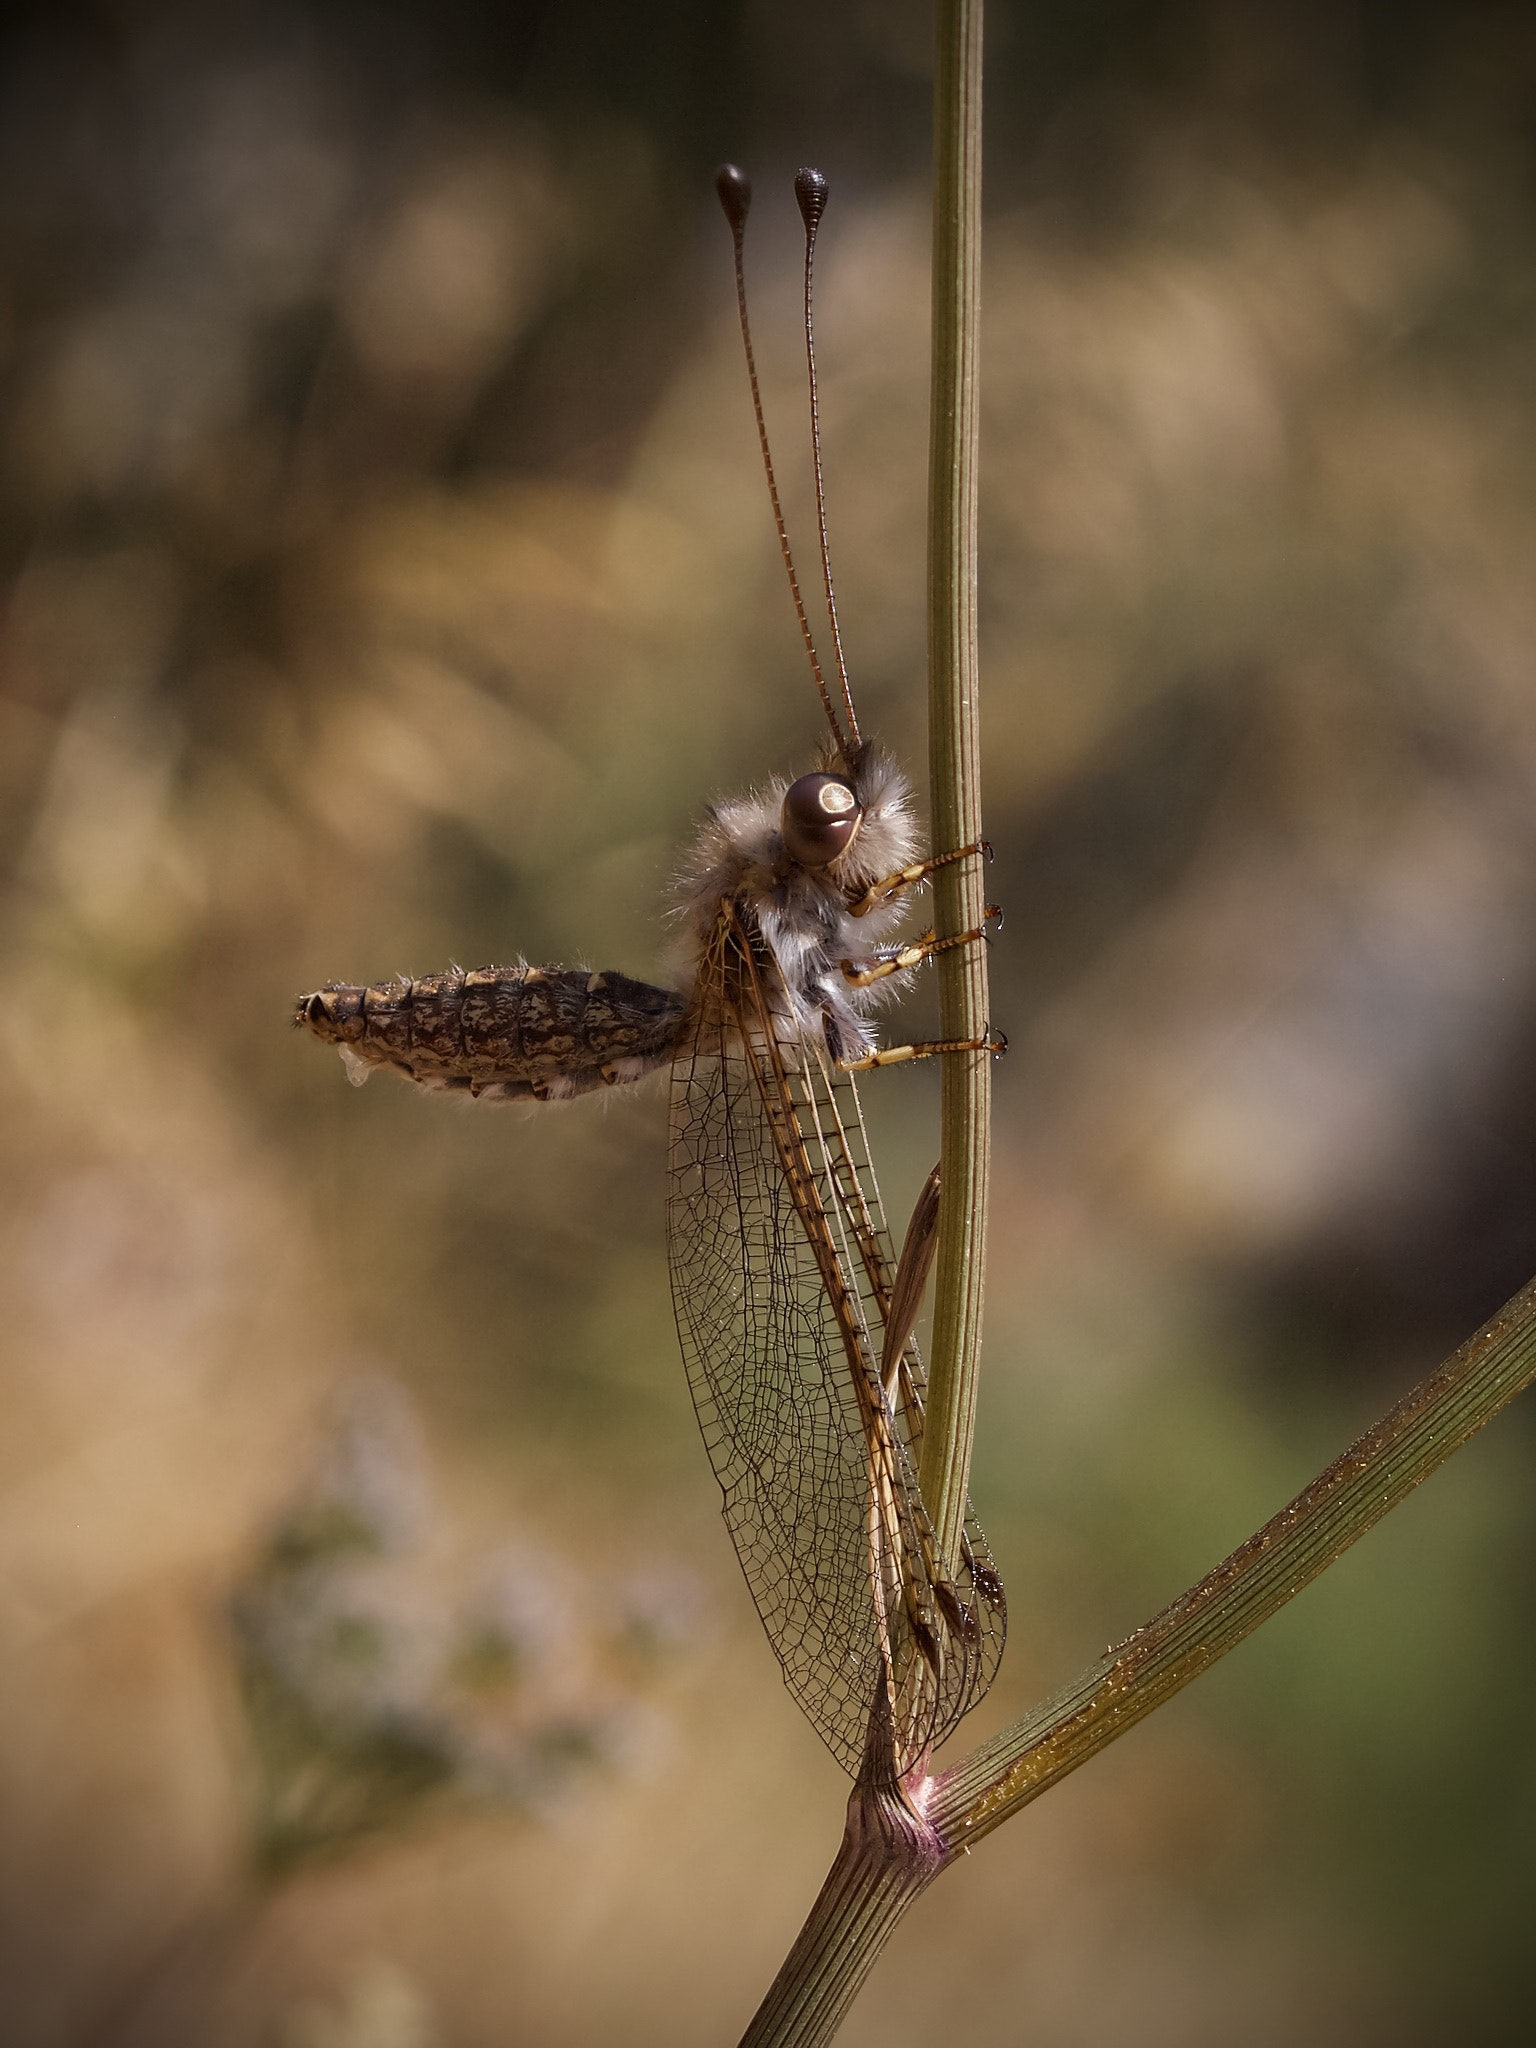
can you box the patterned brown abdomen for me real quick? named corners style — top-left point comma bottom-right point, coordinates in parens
top-left (296, 966), bottom-right (687, 1101)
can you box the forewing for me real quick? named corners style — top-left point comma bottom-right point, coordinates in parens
top-left (795, 1036), bottom-right (1008, 1770)
top-left (668, 904), bottom-right (1005, 1776)
top-left (669, 915), bottom-right (884, 1773)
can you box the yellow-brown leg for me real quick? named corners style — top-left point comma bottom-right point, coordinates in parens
top-left (845, 838), bottom-right (991, 919)
top-left (841, 1029), bottom-right (1006, 1071)
top-left (840, 908), bottom-right (1000, 989)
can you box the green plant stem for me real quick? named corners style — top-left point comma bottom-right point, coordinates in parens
top-left (737, 1775), bottom-right (942, 2048)
top-left (932, 1268), bottom-right (1536, 1844)
top-left (737, 1269), bottom-right (1536, 2047)
top-left (921, 0), bottom-right (989, 1572)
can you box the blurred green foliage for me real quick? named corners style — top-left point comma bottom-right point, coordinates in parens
top-left (231, 1378), bottom-right (694, 1872)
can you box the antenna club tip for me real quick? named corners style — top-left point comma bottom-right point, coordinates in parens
top-left (794, 167), bottom-right (829, 233)
top-left (715, 163), bottom-right (751, 232)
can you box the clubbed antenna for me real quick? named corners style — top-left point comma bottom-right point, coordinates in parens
top-left (794, 167), bottom-right (860, 750)
top-left (715, 163), bottom-right (853, 759)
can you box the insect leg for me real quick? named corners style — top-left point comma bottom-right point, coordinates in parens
top-left (840, 908), bottom-right (1000, 988)
top-left (840, 1029), bottom-right (1007, 1071)
top-left (879, 1164), bottom-right (941, 1402)
top-left (877, 1167), bottom-right (989, 1682)
top-left (845, 838), bottom-right (991, 918)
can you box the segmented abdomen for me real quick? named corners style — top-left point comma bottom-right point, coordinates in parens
top-left (296, 966), bottom-right (687, 1101)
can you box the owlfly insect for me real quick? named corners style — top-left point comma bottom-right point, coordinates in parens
top-left (298, 166), bottom-right (1006, 1781)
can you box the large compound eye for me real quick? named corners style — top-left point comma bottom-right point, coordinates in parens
top-left (781, 773), bottom-right (863, 867)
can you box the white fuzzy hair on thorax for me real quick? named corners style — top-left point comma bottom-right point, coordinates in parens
top-left (669, 743), bottom-right (922, 1064)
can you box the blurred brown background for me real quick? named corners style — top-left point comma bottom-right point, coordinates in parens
top-left (2, 1), bottom-right (1535, 2042)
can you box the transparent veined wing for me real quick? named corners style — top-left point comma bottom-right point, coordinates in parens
top-left (667, 899), bottom-right (1005, 1777)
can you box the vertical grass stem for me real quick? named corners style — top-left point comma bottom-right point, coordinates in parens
top-left (920, 0), bottom-right (989, 1571)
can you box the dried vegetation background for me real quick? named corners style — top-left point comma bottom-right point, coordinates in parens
top-left (2, 2), bottom-right (1535, 2043)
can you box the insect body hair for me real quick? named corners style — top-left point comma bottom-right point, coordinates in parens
top-left (670, 744), bottom-right (923, 1062)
